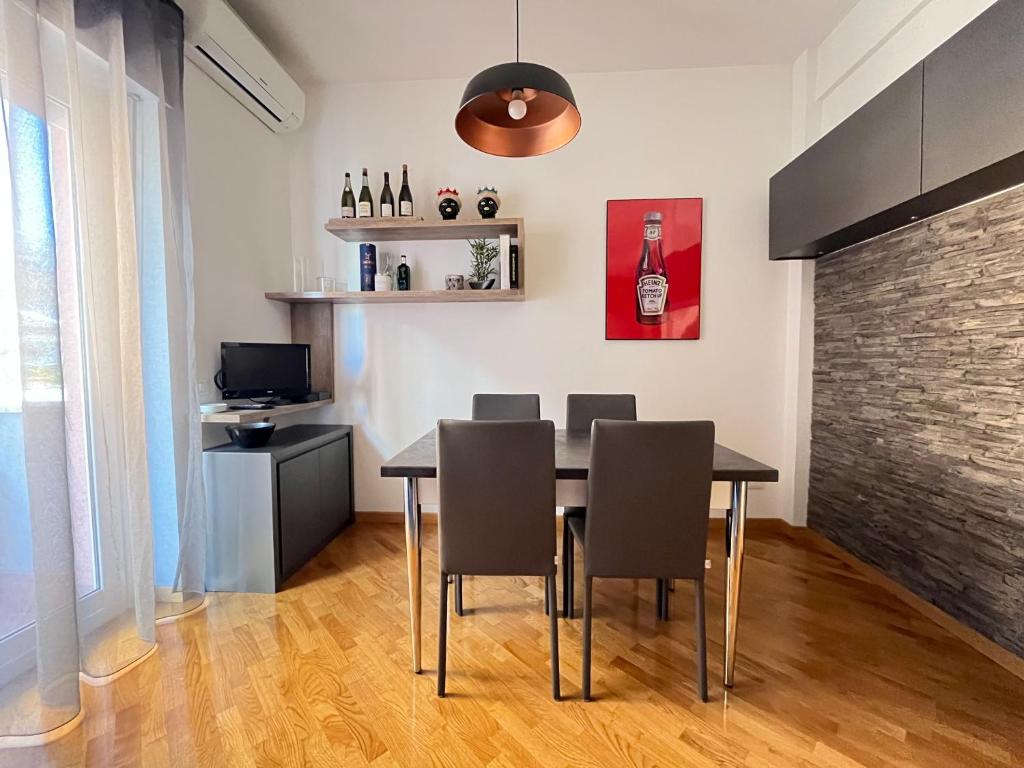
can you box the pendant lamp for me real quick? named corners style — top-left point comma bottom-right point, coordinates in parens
top-left (455, 0), bottom-right (581, 157)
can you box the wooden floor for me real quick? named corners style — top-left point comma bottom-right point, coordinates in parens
top-left (7, 521), bottom-right (1024, 768)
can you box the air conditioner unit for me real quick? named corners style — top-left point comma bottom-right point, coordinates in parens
top-left (184, 0), bottom-right (305, 133)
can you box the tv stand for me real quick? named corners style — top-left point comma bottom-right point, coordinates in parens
top-left (204, 424), bottom-right (353, 592)
top-left (201, 399), bottom-right (334, 424)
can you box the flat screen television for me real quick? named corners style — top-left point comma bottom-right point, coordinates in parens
top-left (218, 342), bottom-right (311, 400)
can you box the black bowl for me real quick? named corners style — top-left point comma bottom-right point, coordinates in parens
top-left (225, 421), bottom-right (276, 449)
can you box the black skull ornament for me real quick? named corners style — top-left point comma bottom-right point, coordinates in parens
top-left (437, 188), bottom-right (462, 220)
top-left (476, 187), bottom-right (501, 219)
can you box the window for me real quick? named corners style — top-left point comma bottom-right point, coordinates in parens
top-left (0, 96), bottom-right (100, 658)
top-left (129, 87), bottom-right (185, 595)
top-left (0, 5), bottom-right (193, 701)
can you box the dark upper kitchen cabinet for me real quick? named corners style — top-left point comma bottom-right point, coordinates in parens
top-left (769, 66), bottom-right (923, 260)
top-left (922, 0), bottom-right (1024, 192)
top-left (770, 0), bottom-right (1024, 261)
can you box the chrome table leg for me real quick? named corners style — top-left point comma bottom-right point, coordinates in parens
top-left (724, 480), bottom-right (748, 688)
top-left (404, 476), bottom-right (422, 673)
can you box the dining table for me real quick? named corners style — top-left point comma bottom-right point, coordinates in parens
top-left (380, 428), bottom-right (779, 688)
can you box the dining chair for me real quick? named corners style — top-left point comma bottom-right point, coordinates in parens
top-left (436, 419), bottom-right (559, 699)
top-left (455, 393), bottom-right (542, 616)
top-left (563, 394), bottom-right (637, 619)
top-left (568, 419), bottom-right (715, 702)
top-left (471, 393), bottom-right (541, 421)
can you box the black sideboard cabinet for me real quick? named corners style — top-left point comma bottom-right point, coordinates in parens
top-left (770, 0), bottom-right (1024, 260)
top-left (204, 424), bottom-right (353, 592)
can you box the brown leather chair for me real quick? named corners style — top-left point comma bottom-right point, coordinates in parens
top-left (436, 419), bottom-right (560, 699)
top-left (568, 420), bottom-right (715, 702)
top-left (455, 393), bottom-right (543, 617)
top-left (563, 394), bottom-right (637, 618)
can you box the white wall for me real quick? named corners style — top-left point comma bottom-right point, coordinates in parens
top-left (184, 1), bottom-right (998, 521)
top-left (183, 60), bottom-right (304, 448)
top-left (287, 66), bottom-right (794, 517)
top-left (780, 0), bottom-right (998, 524)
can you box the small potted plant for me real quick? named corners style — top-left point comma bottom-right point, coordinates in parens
top-left (467, 238), bottom-right (499, 289)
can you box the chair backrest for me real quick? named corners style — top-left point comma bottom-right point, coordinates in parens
top-left (585, 420), bottom-right (715, 580)
top-left (566, 394), bottom-right (637, 433)
top-left (471, 393), bottom-right (540, 421)
top-left (437, 419), bottom-right (556, 576)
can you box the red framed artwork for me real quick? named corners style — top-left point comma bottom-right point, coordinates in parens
top-left (605, 198), bottom-right (703, 340)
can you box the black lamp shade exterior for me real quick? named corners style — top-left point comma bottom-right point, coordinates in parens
top-left (456, 62), bottom-right (581, 157)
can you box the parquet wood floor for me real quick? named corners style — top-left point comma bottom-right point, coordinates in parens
top-left (6, 522), bottom-right (1023, 767)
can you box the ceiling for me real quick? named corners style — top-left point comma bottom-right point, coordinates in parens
top-left (226, 0), bottom-right (858, 86)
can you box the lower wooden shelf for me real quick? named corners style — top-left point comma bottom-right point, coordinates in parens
top-left (265, 289), bottom-right (524, 304)
top-left (201, 399), bottom-right (333, 424)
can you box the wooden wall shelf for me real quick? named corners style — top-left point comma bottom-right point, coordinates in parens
top-left (324, 216), bottom-right (521, 242)
top-left (266, 289), bottom-right (524, 305)
top-left (208, 217), bottom-right (528, 426)
top-left (201, 399), bottom-right (334, 424)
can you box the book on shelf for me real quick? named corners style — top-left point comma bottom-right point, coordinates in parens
top-left (499, 234), bottom-right (511, 290)
top-left (510, 242), bottom-right (519, 289)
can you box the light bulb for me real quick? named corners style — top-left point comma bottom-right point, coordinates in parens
top-left (508, 90), bottom-right (527, 120)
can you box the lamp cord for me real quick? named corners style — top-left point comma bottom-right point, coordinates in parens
top-left (516, 0), bottom-right (520, 62)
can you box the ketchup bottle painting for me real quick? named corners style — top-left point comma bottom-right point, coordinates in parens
top-left (605, 198), bottom-right (702, 341)
top-left (635, 211), bottom-right (668, 324)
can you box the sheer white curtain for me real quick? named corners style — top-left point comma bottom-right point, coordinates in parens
top-left (0, 0), bottom-right (203, 744)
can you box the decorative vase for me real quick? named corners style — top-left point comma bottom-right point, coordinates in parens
top-left (437, 188), bottom-right (461, 220)
top-left (468, 278), bottom-right (496, 290)
top-left (476, 187), bottom-right (500, 218)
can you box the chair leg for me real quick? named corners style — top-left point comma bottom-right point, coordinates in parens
top-left (656, 579), bottom-right (664, 620)
top-left (546, 575), bottom-right (560, 700)
top-left (438, 572), bottom-right (448, 697)
top-left (561, 522), bottom-right (571, 618)
top-left (695, 578), bottom-right (708, 702)
top-left (566, 526), bottom-right (575, 619)
top-left (582, 576), bottom-right (593, 701)
top-left (454, 575), bottom-right (464, 616)
top-left (662, 577), bottom-right (670, 621)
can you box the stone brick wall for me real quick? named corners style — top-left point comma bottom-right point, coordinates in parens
top-left (810, 185), bottom-right (1024, 656)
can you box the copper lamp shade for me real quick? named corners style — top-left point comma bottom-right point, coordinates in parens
top-left (456, 62), bottom-right (581, 157)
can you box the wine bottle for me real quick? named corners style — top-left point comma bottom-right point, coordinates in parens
top-left (380, 172), bottom-right (395, 217)
top-left (399, 164), bottom-right (413, 217)
top-left (397, 254), bottom-right (411, 290)
top-left (340, 173), bottom-right (356, 218)
top-left (358, 167), bottom-right (373, 217)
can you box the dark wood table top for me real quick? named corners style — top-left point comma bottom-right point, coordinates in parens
top-left (380, 429), bottom-right (779, 483)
